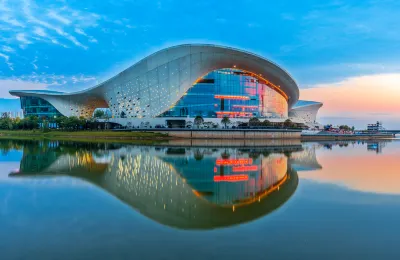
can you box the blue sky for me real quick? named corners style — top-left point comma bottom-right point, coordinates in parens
top-left (0, 0), bottom-right (399, 127)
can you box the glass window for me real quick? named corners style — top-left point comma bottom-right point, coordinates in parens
top-left (158, 69), bottom-right (288, 119)
top-left (20, 96), bottom-right (63, 119)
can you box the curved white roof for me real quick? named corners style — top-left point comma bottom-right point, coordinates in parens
top-left (292, 100), bottom-right (323, 109)
top-left (10, 44), bottom-right (301, 118)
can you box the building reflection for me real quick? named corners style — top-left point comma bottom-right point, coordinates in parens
top-left (290, 143), bottom-right (323, 172)
top-left (366, 141), bottom-right (386, 154)
top-left (314, 140), bottom-right (391, 154)
top-left (7, 140), bottom-right (301, 230)
top-left (298, 140), bottom-right (400, 195)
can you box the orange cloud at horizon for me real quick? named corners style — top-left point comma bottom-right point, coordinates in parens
top-left (300, 73), bottom-right (400, 117)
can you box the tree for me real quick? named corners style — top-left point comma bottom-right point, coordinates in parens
top-left (94, 110), bottom-right (105, 118)
top-left (78, 116), bottom-right (86, 129)
top-left (42, 120), bottom-right (51, 132)
top-left (339, 125), bottom-right (351, 131)
top-left (284, 119), bottom-right (293, 128)
top-left (55, 116), bottom-right (68, 130)
top-left (221, 116), bottom-right (231, 128)
top-left (19, 116), bottom-right (39, 130)
top-left (86, 117), bottom-right (97, 130)
top-left (0, 117), bottom-right (13, 130)
top-left (66, 116), bottom-right (83, 130)
top-left (262, 120), bottom-right (271, 127)
top-left (194, 149), bottom-right (204, 161)
top-left (284, 151), bottom-right (292, 158)
top-left (104, 111), bottom-right (110, 122)
top-left (1, 112), bottom-right (9, 119)
top-left (186, 121), bottom-right (193, 128)
top-left (249, 117), bottom-right (260, 126)
top-left (249, 151), bottom-right (261, 160)
top-left (221, 150), bottom-right (230, 159)
top-left (194, 115), bottom-right (204, 128)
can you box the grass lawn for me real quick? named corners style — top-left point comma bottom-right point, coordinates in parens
top-left (0, 130), bottom-right (168, 144)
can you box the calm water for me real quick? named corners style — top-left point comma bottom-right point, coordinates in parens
top-left (1, 139), bottom-right (400, 260)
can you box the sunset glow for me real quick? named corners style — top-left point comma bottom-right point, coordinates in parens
top-left (300, 74), bottom-right (400, 127)
top-left (298, 143), bottom-right (400, 195)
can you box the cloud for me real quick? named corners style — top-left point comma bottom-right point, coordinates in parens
top-left (0, 79), bottom-right (48, 97)
top-left (50, 38), bottom-right (68, 48)
top-left (293, 62), bottom-right (400, 87)
top-left (0, 0), bottom-right (121, 72)
top-left (16, 33), bottom-right (31, 45)
top-left (282, 1), bottom-right (400, 53)
top-left (47, 11), bottom-right (71, 25)
top-left (0, 0), bottom-right (11, 12)
top-left (75, 28), bottom-right (98, 44)
top-left (0, 72), bottom-right (99, 97)
top-left (0, 52), bottom-right (13, 70)
top-left (1, 0), bottom-right (101, 52)
top-left (2, 46), bottom-right (14, 52)
top-left (21, 0), bottom-right (88, 49)
top-left (3, 73), bottom-right (98, 90)
top-left (319, 116), bottom-right (357, 120)
top-left (300, 73), bottom-right (400, 127)
top-left (74, 28), bottom-right (87, 36)
top-left (0, 15), bottom-right (24, 27)
top-left (33, 27), bottom-right (47, 37)
top-left (31, 56), bottom-right (38, 70)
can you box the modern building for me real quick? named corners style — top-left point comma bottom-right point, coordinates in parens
top-left (288, 100), bottom-right (323, 128)
top-left (1, 110), bottom-right (24, 119)
top-left (19, 90), bottom-right (64, 119)
top-left (10, 44), bottom-right (322, 127)
top-left (367, 121), bottom-right (385, 132)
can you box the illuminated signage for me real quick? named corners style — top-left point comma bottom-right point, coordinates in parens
top-left (216, 158), bottom-right (253, 166)
top-left (214, 95), bottom-right (250, 100)
top-left (214, 174), bottom-right (249, 182)
top-left (232, 105), bottom-right (258, 109)
top-left (232, 166), bottom-right (258, 172)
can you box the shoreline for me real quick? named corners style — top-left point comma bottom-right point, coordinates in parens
top-left (0, 130), bottom-right (170, 145)
top-left (0, 130), bottom-right (395, 145)
top-left (301, 133), bottom-right (394, 140)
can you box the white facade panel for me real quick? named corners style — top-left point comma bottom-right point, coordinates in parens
top-left (10, 44), bottom-right (301, 119)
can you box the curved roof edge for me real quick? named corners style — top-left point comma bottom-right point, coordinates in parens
top-left (10, 44), bottom-right (299, 95)
top-left (292, 100), bottom-right (323, 109)
top-left (9, 44), bottom-right (301, 114)
top-left (85, 44), bottom-right (300, 97)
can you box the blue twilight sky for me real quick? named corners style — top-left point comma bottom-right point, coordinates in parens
top-left (0, 0), bottom-right (400, 127)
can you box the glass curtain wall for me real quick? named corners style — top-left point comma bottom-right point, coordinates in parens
top-left (20, 96), bottom-right (63, 119)
top-left (159, 69), bottom-right (288, 119)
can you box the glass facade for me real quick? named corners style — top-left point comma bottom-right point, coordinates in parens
top-left (163, 151), bottom-right (288, 206)
top-left (20, 96), bottom-right (63, 119)
top-left (159, 69), bottom-right (288, 119)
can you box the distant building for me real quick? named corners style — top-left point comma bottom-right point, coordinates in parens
top-left (289, 100), bottom-right (323, 128)
top-left (1, 110), bottom-right (24, 119)
top-left (9, 44), bottom-right (322, 127)
top-left (367, 121), bottom-right (385, 132)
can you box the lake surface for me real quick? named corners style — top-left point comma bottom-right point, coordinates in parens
top-left (0, 139), bottom-right (399, 260)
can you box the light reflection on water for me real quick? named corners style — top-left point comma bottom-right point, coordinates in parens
top-left (0, 139), bottom-right (400, 260)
